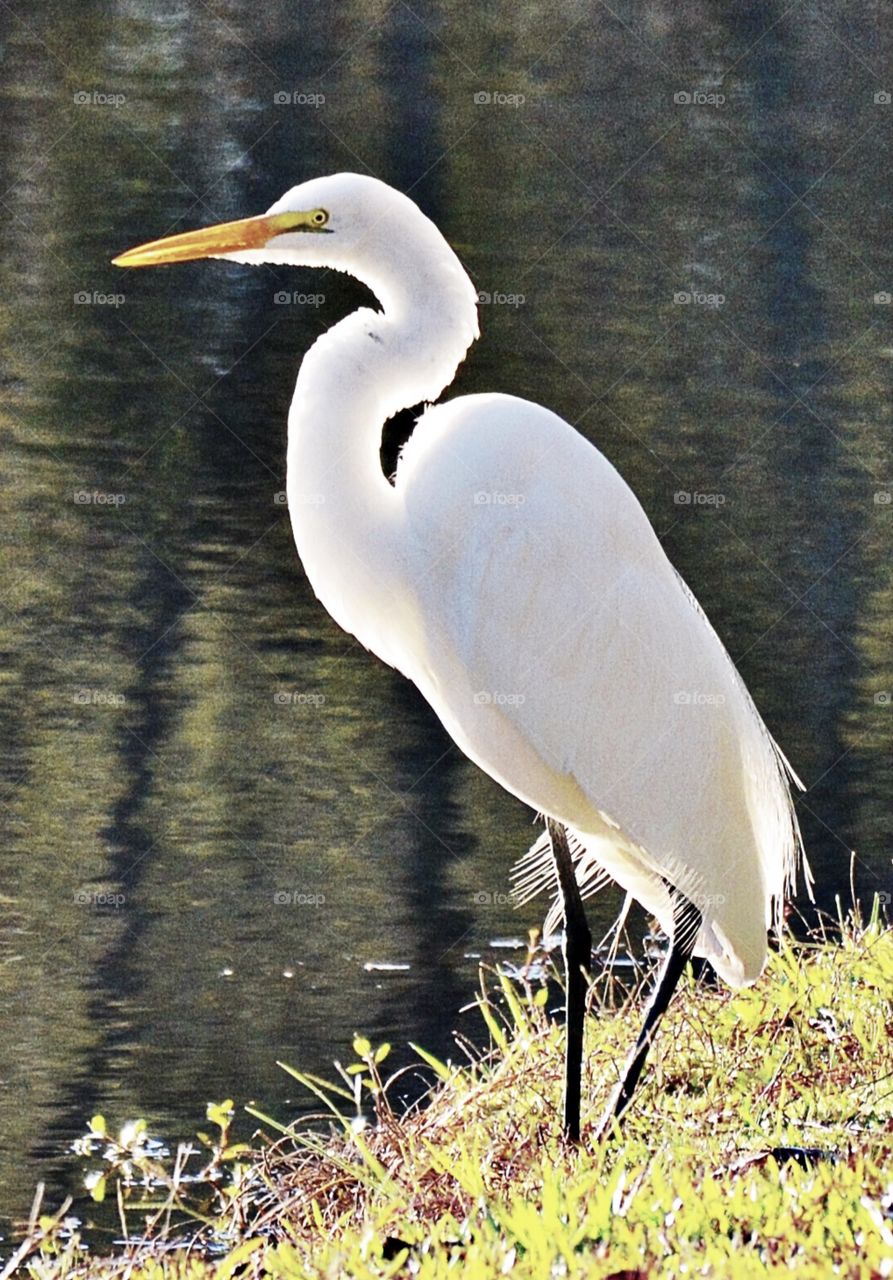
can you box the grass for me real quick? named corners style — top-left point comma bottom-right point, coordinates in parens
top-left (5, 907), bottom-right (893, 1279)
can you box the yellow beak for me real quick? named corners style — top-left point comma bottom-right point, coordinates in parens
top-left (112, 210), bottom-right (328, 268)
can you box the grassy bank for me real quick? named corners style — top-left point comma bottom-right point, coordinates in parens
top-left (6, 912), bottom-right (893, 1279)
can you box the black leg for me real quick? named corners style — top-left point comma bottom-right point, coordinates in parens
top-left (547, 818), bottom-right (592, 1143)
top-left (595, 886), bottom-right (701, 1139)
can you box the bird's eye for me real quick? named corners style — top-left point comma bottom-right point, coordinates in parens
top-left (310, 209), bottom-right (329, 227)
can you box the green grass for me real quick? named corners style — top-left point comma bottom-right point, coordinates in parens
top-left (6, 910), bottom-right (893, 1278)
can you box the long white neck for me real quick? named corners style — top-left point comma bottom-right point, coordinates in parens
top-left (286, 239), bottom-right (478, 669)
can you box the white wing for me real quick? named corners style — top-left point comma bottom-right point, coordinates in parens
top-left (395, 392), bottom-right (804, 985)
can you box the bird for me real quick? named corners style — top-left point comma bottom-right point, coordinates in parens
top-left (113, 173), bottom-right (806, 1143)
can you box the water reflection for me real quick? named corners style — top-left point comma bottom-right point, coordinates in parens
top-left (1, 0), bottom-right (891, 1244)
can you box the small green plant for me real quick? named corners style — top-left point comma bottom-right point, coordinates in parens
top-left (70, 1100), bottom-right (254, 1244)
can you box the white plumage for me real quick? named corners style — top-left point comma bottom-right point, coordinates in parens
top-left (259, 173), bottom-right (804, 991)
top-left (397, 391), bottom-right (804, 986)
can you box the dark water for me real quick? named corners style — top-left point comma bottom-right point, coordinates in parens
top-left (1, 0), bottom-right (891, 1245)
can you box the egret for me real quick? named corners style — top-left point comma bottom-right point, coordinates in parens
top-left (113, 173), bottom-right (805, 1143)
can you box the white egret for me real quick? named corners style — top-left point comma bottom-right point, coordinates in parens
top-left (113, 173), bottom-right (806, 1143)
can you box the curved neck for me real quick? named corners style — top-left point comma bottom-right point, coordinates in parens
top-left (286, 255), bottom-right (478, 666)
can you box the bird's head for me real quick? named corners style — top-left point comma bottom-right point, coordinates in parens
top-left (113, 171), bottom-right (480, 362)
top-left (113, 172), bottom-right (451, 280)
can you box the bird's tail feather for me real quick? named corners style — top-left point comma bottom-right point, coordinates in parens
top-left (511, 824), bottom-right (611, 938)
